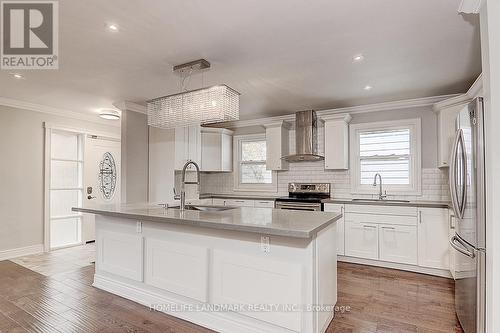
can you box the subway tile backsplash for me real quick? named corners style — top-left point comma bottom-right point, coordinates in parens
top-left (199, 165), bottom-right (450, 202)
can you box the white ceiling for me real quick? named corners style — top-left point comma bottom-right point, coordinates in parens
top-left (0, 0), bottom-right (481, 120)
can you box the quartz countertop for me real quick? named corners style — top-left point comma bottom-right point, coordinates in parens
top-left (73, 203), bottom-right (341, 239)
top-left (321, 198), bottom-right (451, 209)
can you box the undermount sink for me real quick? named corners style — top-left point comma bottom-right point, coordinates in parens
top-left (352, 199), bottom-right (411, 203)
top-left (172, 205), bottom-right (236, 212)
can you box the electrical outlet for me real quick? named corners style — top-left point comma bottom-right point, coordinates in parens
top-left (136, 221), bottom-right (142, 233)
top-left (261, 236), bottom-right (270, 253)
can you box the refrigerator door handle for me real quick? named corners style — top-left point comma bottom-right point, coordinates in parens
top-left (449, 129), bottom-right (463, 218)
top-left (450, 235), bottom-right (475, 258)
top-left (458, 131), bottom-right (468, 219)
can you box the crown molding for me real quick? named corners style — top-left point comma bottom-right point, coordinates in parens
top-left (0, 96), bottom-right (120, 127)
top-left (433, 73), bottom-right (483, 112)
top-left (458, 0), bottom-right (483, 13)
top-left (113, 101), bottom-right (147, 114)
top-left (320, 113), bottom-right (352, 123)
top-left (212, 94), bottom-right (457, 129)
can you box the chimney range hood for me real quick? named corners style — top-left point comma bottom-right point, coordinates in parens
top-left (282, 110), bottom-right (324, 162)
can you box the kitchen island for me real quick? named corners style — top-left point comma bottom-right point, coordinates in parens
top-left (73, 204), bottom-right (341, 333)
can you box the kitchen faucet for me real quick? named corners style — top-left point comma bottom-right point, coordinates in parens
top-left (373, 173), bottom-right (387, 200)
top-left (174, 160), bottom-right (201, 210)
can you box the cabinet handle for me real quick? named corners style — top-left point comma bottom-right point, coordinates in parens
top-left (363, 225), bottom-right (376, 229)
top-left (382, 226), bottom-right (395, 230)
top-left (449, 213), bottom-right (455, 229)
top-left (419, 211), bottom-right (422, 224)
top-left (235, 200), bottom-right (245, 203)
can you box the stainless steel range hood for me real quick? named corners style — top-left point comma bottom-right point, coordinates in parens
top-left (282, 110), bottom-right (324, 162)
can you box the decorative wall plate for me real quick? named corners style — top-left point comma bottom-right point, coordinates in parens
top-left (98, 152), bottom-right (117, 200)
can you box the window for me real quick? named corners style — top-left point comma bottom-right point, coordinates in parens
top-left (234, 134), bottom-right (277, 192)
top-left (350, 119), bottom-right (421, 194)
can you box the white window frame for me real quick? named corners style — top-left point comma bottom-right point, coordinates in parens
top-left (350, 118), bottom-right (421, 195)
top-left (233, 134), bottom-right (277, 192)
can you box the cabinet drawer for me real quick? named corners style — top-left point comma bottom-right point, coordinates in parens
top-left (345, 204), bottom-right (417, 217)
top-left (254, 200), bottom-right (275, 208)
top-left (323, 203), bottom-right (344, 212)
top-left (225, 199), bottom-right (255, 207)
top-left (345, 222), bottom-right (378, 260)
top-left (212, 198), bottom-right (227, 206)
top-left (345, 212), bottom-right (417, 226)
top-left (379, 225), bottom-right (417, 265)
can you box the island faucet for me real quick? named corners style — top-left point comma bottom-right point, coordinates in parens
top-left (373, 173), bottom-right (387, 200)
top-left (175, 160), bottom-right (201, 211)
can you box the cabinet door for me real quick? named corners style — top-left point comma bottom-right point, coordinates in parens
top-left (437, 103), bottom-right (464, 168)
top-left (201, 131), bottom-right (221, 171)
top-left (449, 210), bottom-right (457, 279)
top-left (345, 221), bottom-right (378, 260)
top-left (265, 123), bottom-right (289, 171)
top-left (379, 225), bottom-right (418, 265)
top-left (254, 200), bottom-right (275, 208)
top-left (418, 208), bottom-right (450, 269)
top-left (324, 120), bottom-right (349, 170)
top-left (324, 204), bottom-right (345, 255)
top-left (212, 198), bottom-right (227, 206)
top-left (225, 199), bottom-right (255, 207)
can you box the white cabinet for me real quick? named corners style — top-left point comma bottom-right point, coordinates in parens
top-left (379, 225), bottom-right (418, 265)
top-left (175, 125), bottom-right (201, 170)
top-left (324, 203), bottom-right (345, 255)
top-left (345, 222), bottom-right (379, 260)
top-left (225, 199), bottom-right (255, 207)
top-left (322, 114), bottom-right (351, 170)
top-left (254, 200), bottom-right (275, 208)
top-left (264, 121), bottom-right (290, 171)
top-left (418, 208), bottom-right (450, 270)
top-left (201, 128), bottom-right (233, 172)
top-left (448, 209), bottom-right (457, 279)
top-left (212, 198), bottom-right (227, 206)
top-left (434, 101), bottom-right (467, 168)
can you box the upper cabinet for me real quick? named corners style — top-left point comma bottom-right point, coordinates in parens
top-left (201, 128), bottom-right (233, 172)
top-left (175, 125), bottom-right (201, 170)
top-left (322, 114), bottom-right (351, 170)
top-left (175, 126), bottom-right (233, 172)
top-left (264, 121), bottom-right (290, 171)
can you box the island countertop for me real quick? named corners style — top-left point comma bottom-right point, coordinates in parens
top-left (73, 203), bottom-right (341, 239)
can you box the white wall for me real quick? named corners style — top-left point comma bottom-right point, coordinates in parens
top-left (0, 105), bottom-right (119, 254)
top-left (480, 1), bottom-right (500, 332)
top-left (149, 127), bottom-right (175, 204)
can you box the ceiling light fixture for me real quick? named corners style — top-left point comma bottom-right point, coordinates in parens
top-left (364, 85), bottom-right (373, 91)
top-left (99, 109), bottom-right (121, 120)
top-left (11, 73), bottom-right (24, 79)
top-left (147, 59), bottom-right (240, 129)
top-left (107, 23), bottom-right (119, 32)
top-left (352, 54), bottom-right (364, 62)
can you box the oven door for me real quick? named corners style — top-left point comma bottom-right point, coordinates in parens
top-left (275, 201), bottom-right (322, 211)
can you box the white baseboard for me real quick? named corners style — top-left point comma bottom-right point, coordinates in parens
top-left (0, 244), bottom-right (44, 261)
top-left (93, 274), bottom-right (299, 333)
top-left (338, 256), bottom-right (452, 278)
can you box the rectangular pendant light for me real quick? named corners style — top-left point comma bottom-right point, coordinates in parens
top-left (147, 84), bottom-right (240, 129)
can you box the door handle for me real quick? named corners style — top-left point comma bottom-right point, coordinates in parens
top-left (458, 132), bottom-right (468, 218)
top-left (87, 195), bottom-right (96, 200)
top-left (450, 129), bottom-right (465, 219)
top-left (450, 235), bottom-right (475, 258)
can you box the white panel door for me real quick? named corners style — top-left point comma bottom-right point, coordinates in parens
top-left (418, 208), bottom-right (450, 269)
top-left (345, 221), bottom-right (379, 260)
top-left (212, 250), bottom-right (303, 331)
top-left (83, 136), bottom-right (121, 243)
top-left (145, 238), bottom-right (209, 302)
top-left (379, 225), bottom-right (418, 265)
top-left (97, 230), bottom-right (143, 281)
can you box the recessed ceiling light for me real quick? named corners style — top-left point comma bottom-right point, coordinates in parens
top-left (99, 109), bottom-right (120, 120)
top-left (107, 23), bottom-right (119, 32)
top-left (352, 54), bottom-right (364, 62)
top-left (364, 85), bottom-right (373, 91)
top-left (11, 73), bottom-right (24, 79)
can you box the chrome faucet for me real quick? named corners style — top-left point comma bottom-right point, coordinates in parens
top-left (174, 160), bottom-right (201, 210)
top-left (373, 173), bottom-right (387, 200)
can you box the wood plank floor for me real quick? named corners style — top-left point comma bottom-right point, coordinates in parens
top-left (0, 259), bottom-right (463, 333)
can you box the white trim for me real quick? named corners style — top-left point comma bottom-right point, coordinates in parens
top-left (210, 94), bottom-right (458, 129)
top-left (93, 274), bottom-right (296, 333)
top-left (338, 256), bottom-right (452, 278)
top-left (458, 0), bottom-right (483, 13)
top-left (433, 73), bottom-right (483, 112)
top-left (113, 101), bottom-right (147, 114)
top-left (0, 244), bottom-right (44, 261)
top-left (43, 122), bottom-right (120, 140)
top-left (349, 118), bottom-right (422, 195)
top-left (233, 134), bottom-right (278, 193)
top-left (0, 97), bottom-right (120, 127)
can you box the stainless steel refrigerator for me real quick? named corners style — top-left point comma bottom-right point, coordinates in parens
top-left (449, 97), bottom-right (486, 333)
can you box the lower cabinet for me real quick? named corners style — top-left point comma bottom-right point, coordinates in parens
top-left (418, 208), bottom-right (450, 270)
top-left (345, 222), bottom-right (379, 260)
top-left (379, 225), bottom-right (417, 265)
top-left (323, 203), bottom-right (345, 255)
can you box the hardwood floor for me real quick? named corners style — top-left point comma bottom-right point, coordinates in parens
top-left (0, 259), bottom-right (463, 333)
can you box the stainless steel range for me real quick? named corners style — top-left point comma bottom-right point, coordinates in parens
top-left (275, 183), bottom-right (330, 211)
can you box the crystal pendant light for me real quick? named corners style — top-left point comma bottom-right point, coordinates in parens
top-left (147, 59), bottom-right (240, 129)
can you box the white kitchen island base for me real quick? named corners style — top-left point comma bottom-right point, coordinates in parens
top-left (92, 212), bottom-right (338, 333)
